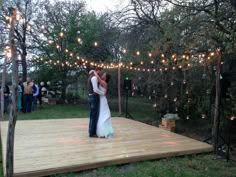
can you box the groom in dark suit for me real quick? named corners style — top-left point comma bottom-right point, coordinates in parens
top-left (87, 67), bottom-right (105, 137)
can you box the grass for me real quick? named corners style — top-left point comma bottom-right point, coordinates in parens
top-left (51, 154), bottom-right (236, 177)
top-left (0, 103), bottom-right (235, 177)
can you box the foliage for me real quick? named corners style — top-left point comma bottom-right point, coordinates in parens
top-left (30, 1), bottom-right (121, 100)
top-left (0, 0), bottom-right (41, 80)
top-left (225, 82), bottom-right (236, 120)
top-left (109, 0), bottom-right (236, 120)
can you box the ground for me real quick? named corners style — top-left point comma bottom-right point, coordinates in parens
top-left (0, 102), bottom-right (235, 177)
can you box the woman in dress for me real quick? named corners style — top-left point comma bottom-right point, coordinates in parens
top-left (17, 83), bottom-right (22, 111)
top-left (90, 70), bottom-right (114, 138)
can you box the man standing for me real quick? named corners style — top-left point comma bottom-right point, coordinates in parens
top-left (87, 67), bottom-right (105, 137)
top-left (23, 77), bottom-right (34, 113)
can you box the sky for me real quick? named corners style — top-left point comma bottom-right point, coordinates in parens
top-left (85, 0), bottom-right (130, 13)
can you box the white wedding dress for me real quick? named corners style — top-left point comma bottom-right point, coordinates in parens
top-left (96, 86), bottom-right (114, 138)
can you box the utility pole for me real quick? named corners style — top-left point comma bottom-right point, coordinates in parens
top-left (118, 64), bottom-right (122, 115)
top-left (6, 7), bottom-right (18, 177)
top-left (212, 49), bottom-right (221, 153)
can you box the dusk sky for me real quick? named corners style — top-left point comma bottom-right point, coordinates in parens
top-left (85, 0), bottom-right (129, 13)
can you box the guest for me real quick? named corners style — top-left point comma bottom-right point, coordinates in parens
top-left (38, 84), bottom-right (42, 105)
top-left (32, 80), bottom-right (39, 111)
top-left (23, 77), bottom-right (34, 113)
top-left (17, 83), bottom-right (22, 111)
top-left (0, 81), bottom-right (10, 113)
top-left (19, 77), bottom-right (24, 111)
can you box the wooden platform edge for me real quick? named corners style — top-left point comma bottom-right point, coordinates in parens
top-left (13, 146), bottom-right (213, 177)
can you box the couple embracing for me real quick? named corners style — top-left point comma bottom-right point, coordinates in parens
top-left (87, 67), bottom-right (114, 138)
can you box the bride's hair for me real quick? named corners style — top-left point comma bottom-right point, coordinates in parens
top-left (105, 74), bottom-right (111, 83)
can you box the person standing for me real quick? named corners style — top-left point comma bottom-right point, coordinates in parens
top-left (23, 77), bottom-right (34, 113)
top-left (32, 81), bottom-right (39, 111)
top-left (0, 83), bottom-right (10, 113)
top-left (17, 83), bottom-right (22, 111)
top-left (18, 77), bottom-right (24, 111)
top-left (87, 67), bottom-right (105, 137)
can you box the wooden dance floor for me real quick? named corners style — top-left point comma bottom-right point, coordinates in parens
top-left (1, 118), bottom-right (212, 177)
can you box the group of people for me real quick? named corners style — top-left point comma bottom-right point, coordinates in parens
top-left (0, 76), bottom-right (41, 114)
top-left (87, 67), bottom-right (114, 138)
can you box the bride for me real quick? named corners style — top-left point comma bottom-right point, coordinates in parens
top-left (90, 70), bottom-right (114, 138)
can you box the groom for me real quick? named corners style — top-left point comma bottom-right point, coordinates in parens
top-left (87, 67), bottom-right (105, 137)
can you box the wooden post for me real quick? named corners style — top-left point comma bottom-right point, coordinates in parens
top-left (212, 49), bottom-right (221, 153)
top-left (1, 54), bottom-right (7, 120)
top-left (6, 7), bottom-right (18, 177)
top-left (118, 65), bottom-right (122, 115)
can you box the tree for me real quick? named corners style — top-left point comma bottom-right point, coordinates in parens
top-left (31, 1), bottom-right (120, 101)
top-left (0, 0), bottom-right (40, 81)
top-left (5, 7), bottom-right (18, 177)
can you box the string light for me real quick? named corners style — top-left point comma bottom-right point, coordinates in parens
top-left (16, 10), bottom-right (21, 21)
top-left (59, 32), bottom-right (64, 37)
top-left (77, 37), bottom-right (82, 43)
top-left (27, 24), bottom-right (31, 30)
top-left (48, 40), bottom-right (53, 44)
top-left (4, 47), bottom-right (11, 58)
top-left (31, 27), bottom-right (219, 73)
top-left (122, 49), bottom-right (127, 54)
top-left (29, 28), bottom-right (221, 122)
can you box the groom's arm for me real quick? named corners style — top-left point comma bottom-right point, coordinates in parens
top-left (91, 76), bottom-right (105, 95)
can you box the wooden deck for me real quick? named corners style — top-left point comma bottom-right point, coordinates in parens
top-left (1, 118), bottom-right (213, 177)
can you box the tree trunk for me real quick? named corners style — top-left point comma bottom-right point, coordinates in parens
top-left (21, 52), bottom-right (27, 81)
top-left (212, 49), bottom-right (221, 153)
top-left (6, 8), bottom-right (18, 177)
top-left (1, 55), bottom-right (7, 120)
top-left (61, 85), bottom-right (66, 101)
top-left (118, 66), bottom-right (122, 115)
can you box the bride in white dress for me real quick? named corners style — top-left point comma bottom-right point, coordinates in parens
top-left (90, 70), bottom-right (114, 138)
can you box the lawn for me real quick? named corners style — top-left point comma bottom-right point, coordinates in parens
top-left (0, 104), bottom-right (235, 177)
